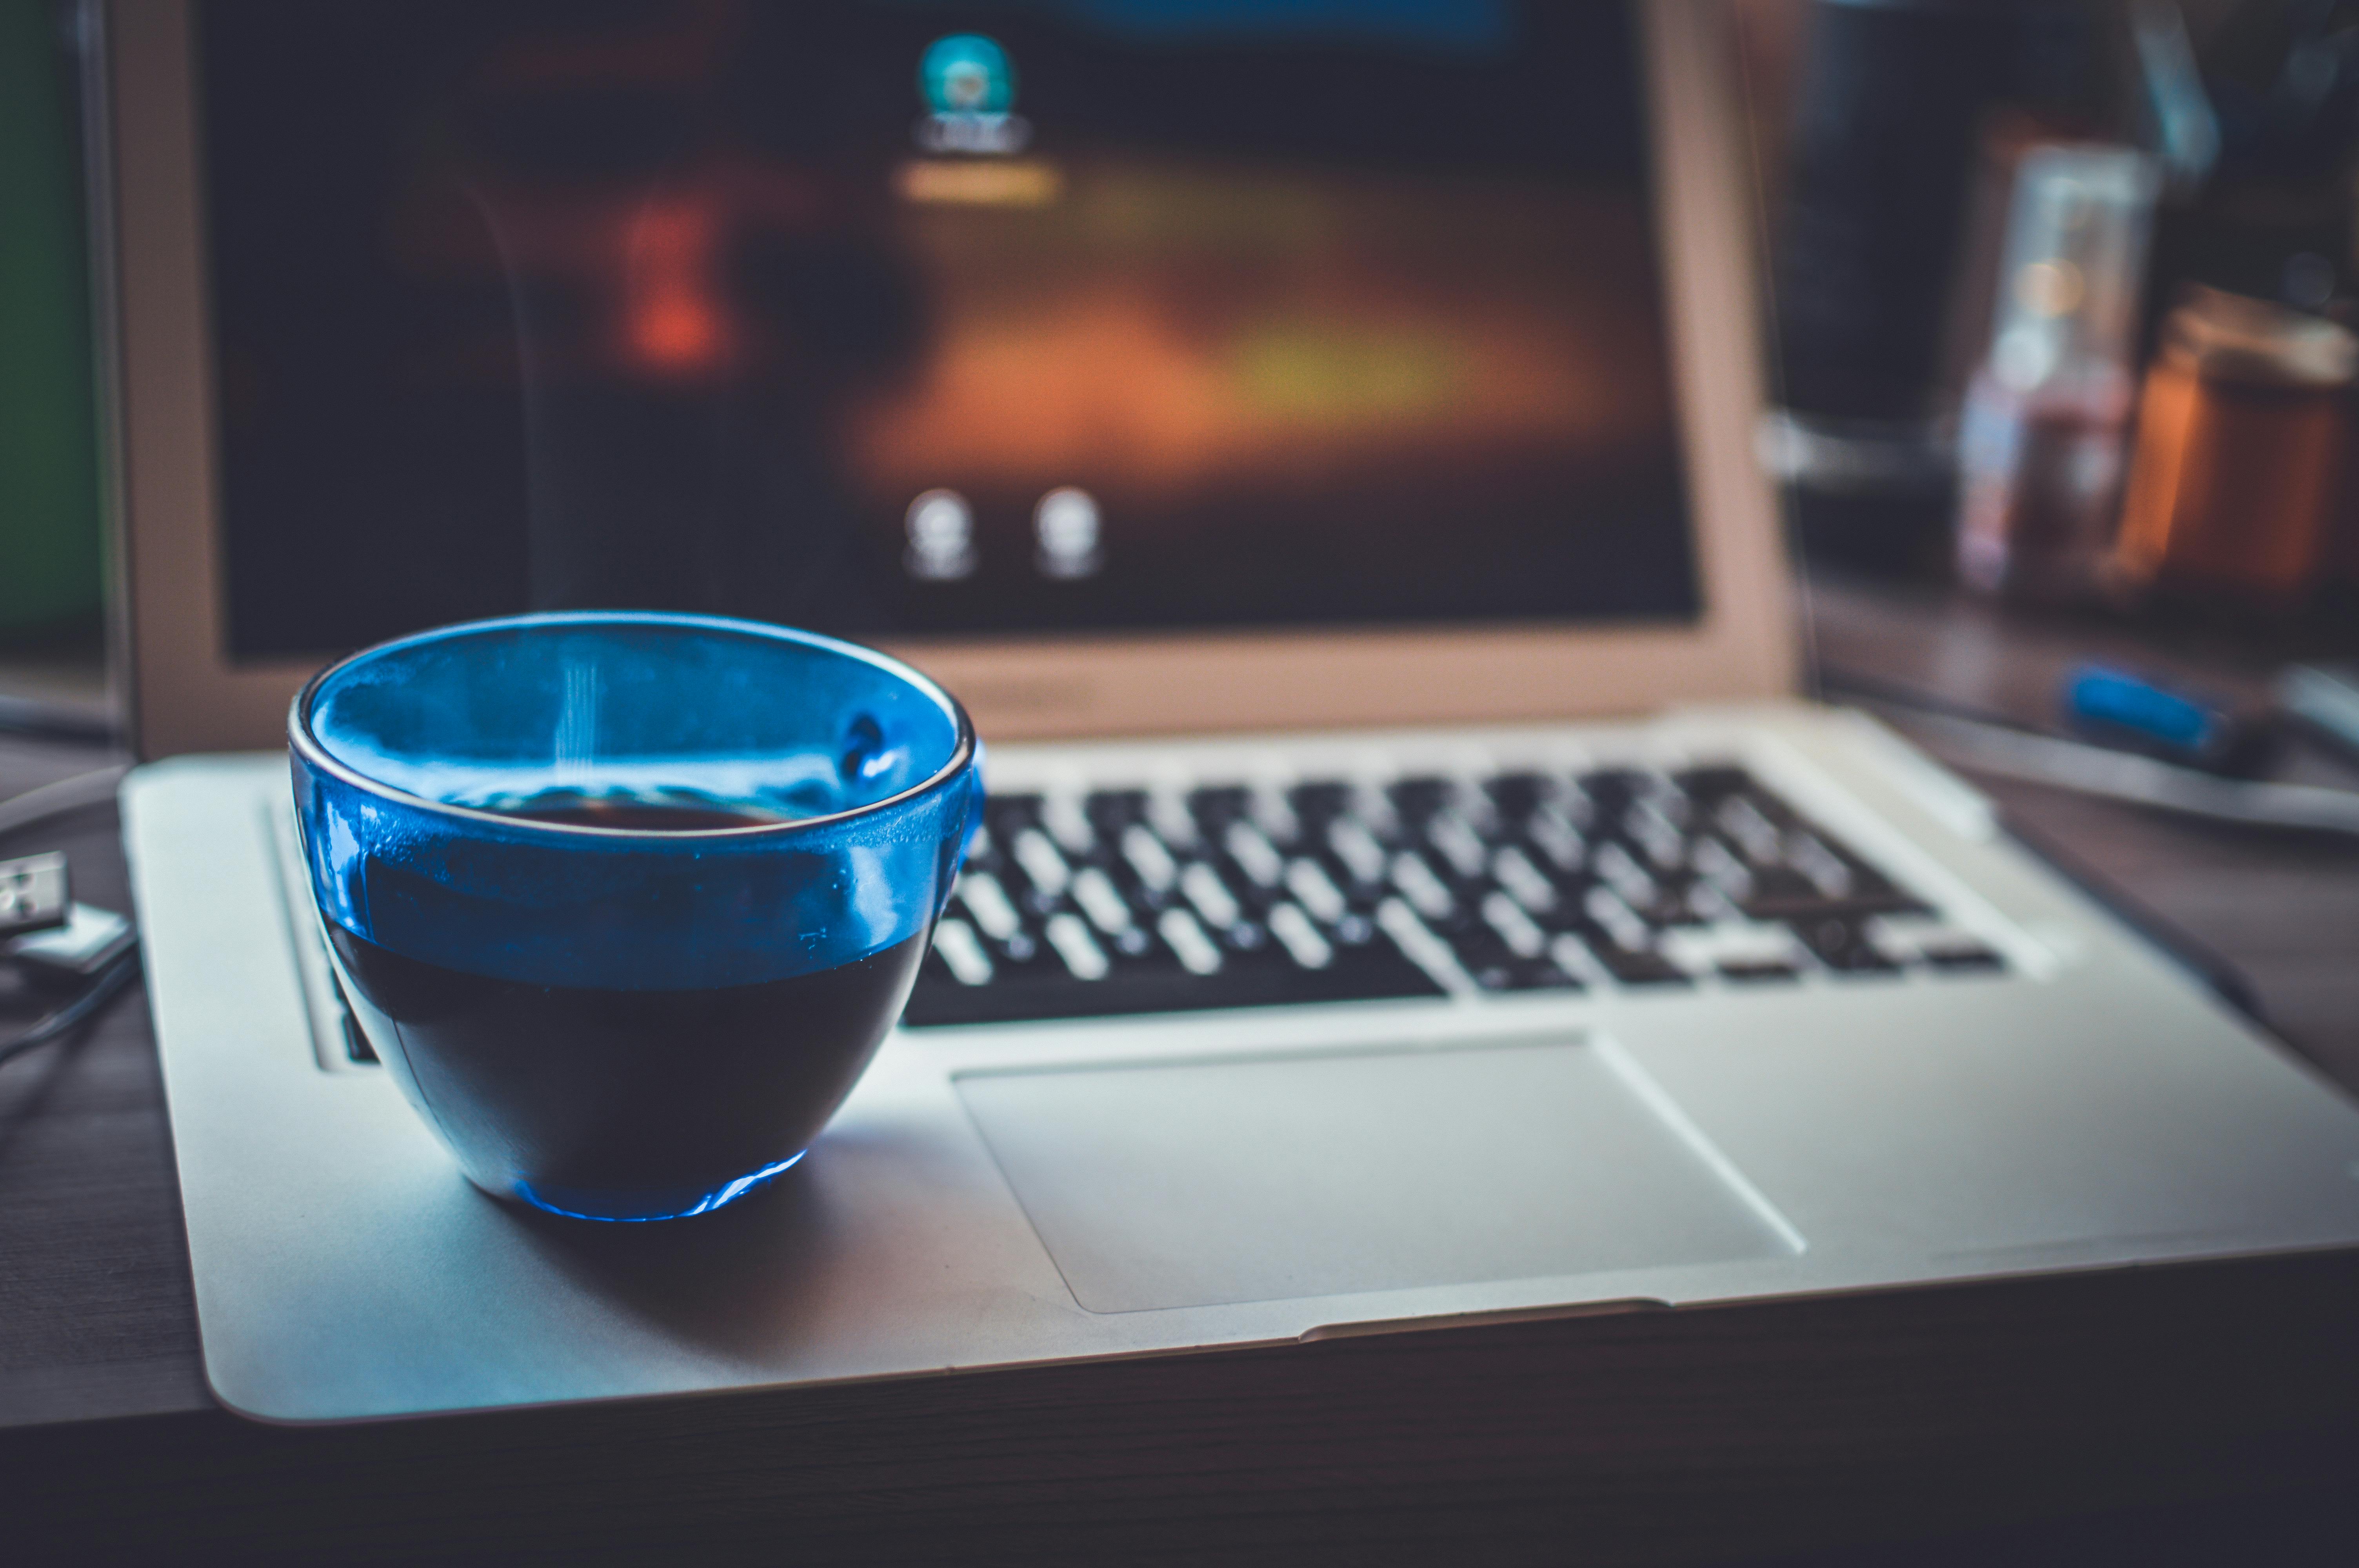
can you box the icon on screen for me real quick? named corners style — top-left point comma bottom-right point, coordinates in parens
top-left (916, 35), bottom-right (1030, 156)
top-left (906, 490), bottom-right (978, 581)
top-left (1035, 488), bottom-right (1102, 580)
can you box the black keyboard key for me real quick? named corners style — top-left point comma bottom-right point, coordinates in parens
top-left (985, 793), bottom-right (1044, 839)
top-left (1672, 765), bottom-right (1753, 802)
top-left (1321, 818), bottom-right (1394, 891)
top-left (1590, 842), bottom-right (1697, 926)
top-left (1713, 791), bottom-right (1790, 864)
top-left (1468, 956), bottom-right (1585, 993)
top-left (1085, 789), bottom-right (1149, 835)
top-left (1387, 776), bottom-right (1455, 825)
top-left (963, 838), bottom-right (1005, 877)
top-left (1577, 768), bottom-right (1651, 814)
top-left (1187, 786), bottom-right (1252, 834)
top-left (1288, 780), bottom-right (1355, 826)
top-left (1581, 938), bottom-right (1692, 987)
top-left (1220, 918), bottom-right (1272, 955)
top-left (1742, 865), bottom-right (1822, 907)
top-left (1790, 916), bottom-right (1901, 975)
top-left (901, 939), bottom-right (1445, 1026)
top-left (1921, 942), bottom-right (2006, 973)
top-left (1717, 960), bottom-right (1800, 983)
top-left (1448, 922), bottom-right (1521, 975)
top-left (1484, 771), bottom-right (1555, 823)
top-left (1621, 795), bottom-right (1688, 870)
top-left (1422, 810), bottom-right (1493, 879)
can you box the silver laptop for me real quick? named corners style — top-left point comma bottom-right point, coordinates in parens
top-left (94, 0), bottom-right (2359, 1423)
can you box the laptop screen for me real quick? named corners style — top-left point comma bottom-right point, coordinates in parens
top-left (198, 0), bottom-right (1698, 660)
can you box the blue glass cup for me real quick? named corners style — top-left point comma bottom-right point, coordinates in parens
top-left (289, 612), bottom-right (981, 1221)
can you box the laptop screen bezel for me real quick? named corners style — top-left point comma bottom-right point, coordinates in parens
top-left (93, 0), bottom-right (1795, 760)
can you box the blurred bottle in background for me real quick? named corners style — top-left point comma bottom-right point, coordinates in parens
top-left (0, 0), bottom-right (103, 643)
top-left (1956, 145), bottom-right (2161, 604)
top-left (1755, 0), bottom-right (2014, 575)
top-left (1751, 0), bottom-right (2115, 575)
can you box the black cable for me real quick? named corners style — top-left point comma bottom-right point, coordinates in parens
top-left (0, 946), bottom-right (142, 1071)
top-left (0, 693), bottom-right (120, 747)
top-left (0, 767), bottom-right (145, 1071)
top-left (0, 764), bottom-right (129, 839)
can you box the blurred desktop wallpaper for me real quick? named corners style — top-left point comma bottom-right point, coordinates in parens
top-left (194, 0), bottom-right (1697, 655)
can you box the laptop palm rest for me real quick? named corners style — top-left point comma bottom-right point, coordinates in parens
top-left (954, 1035), bottom-right (1800, 1314)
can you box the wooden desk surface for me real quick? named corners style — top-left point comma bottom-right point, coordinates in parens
top-left (3, 578), bottom-right (2356, 1563)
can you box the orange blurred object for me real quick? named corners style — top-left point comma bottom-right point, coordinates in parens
top-left (2113, 287), bottom-right (2357, 606)
top-left (624, 200), bottom-right (729, 376)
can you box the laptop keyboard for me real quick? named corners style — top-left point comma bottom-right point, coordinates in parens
top-left (903, 762), bottom-right (2006, 1027)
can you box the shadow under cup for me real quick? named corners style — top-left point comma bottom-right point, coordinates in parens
top-left (289, 612), bottom-right (982, 1221)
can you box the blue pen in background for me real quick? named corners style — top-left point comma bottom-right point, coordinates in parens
top-left (2061, 664), bottom-right (2280, 776)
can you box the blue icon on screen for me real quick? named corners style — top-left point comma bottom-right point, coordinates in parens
top-left (917, 35), bottom-right (1030, 154)
top-left (921, 34), bottom-right (1015, 114)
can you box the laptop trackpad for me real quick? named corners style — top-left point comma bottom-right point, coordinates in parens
top-left (954, 1035), bottom-right (1799, 1314)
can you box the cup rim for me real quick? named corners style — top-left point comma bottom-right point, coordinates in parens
top-left (288, 610), bottom-right (978, 841)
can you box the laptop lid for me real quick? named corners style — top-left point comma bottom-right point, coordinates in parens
top-left (92, 0), bottom-right (1793, 759)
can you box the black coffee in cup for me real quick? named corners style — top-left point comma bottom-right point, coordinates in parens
top-left (328, 924), bottom-right (927, 1220)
